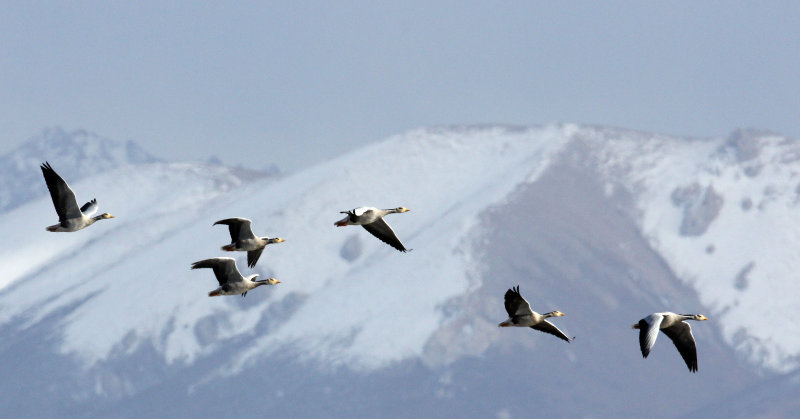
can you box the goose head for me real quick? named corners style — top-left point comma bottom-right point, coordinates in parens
top-left (256, 278), bottom-right (281, 285)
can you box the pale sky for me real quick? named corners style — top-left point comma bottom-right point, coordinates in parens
top-left (1, 1), bottom-right (799, 172)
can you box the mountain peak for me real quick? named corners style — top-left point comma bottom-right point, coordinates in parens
top-left (17, 126), bottom-right (158, 166)
top-left (0, 127), bottom-right (160, 212)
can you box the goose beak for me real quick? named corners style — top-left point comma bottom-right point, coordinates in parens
top-left (699, 315), bottom-right (709, 321)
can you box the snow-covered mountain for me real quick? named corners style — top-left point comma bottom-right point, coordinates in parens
top-left (587, 127), bottom-right (800, 373)
top-left (0, 127), bottom-right (159, 213)
top-left (0, 125), bottom-right (797, 417)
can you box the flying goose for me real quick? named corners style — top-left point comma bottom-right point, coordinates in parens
top-left (191, 257), bottom-right (280, 297)
top-left (498, 285), bottom-right (572, 343)
top-left (335, 206), bottom-right (410, 252)
top-left (40, 162), bottom-right (114, 232)
top-left (632, 312), bottom-right (709, 372)
top-left (213, 218), bottom-right (285, 268)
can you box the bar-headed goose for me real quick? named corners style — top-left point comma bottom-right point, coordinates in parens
top-left (191, 257), bottom-right (280, 297)
top-left (213, 218), bottom-right (285, 268)
top-left (335, 206), bottom-right (410, 252)
top-left (498, 285), bottom-right (572, 343)
top-left (632, 312), bottom-right (708, 372)
top-left (40, 162), bottom-right (114, 232)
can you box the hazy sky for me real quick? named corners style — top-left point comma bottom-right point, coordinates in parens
top-left (1, 2), bottom-right (799, 171)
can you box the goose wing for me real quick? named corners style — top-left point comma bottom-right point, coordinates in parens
top-left (638, 313), bottom-right (664, 358)
top-left (661, 321), bottom-right (699, 372)
top-left (503, 286), bottom-right (534, 318)
top-left (214, 218), bottom-right (256, 241)
top-left (247, 248), bottom-right (264, 269)
top-left (80, 199), bottom-right (99, 217)
top-left (191, 257), bottom-right (244, 285)
top-left (348, 207), bottom-right (373, 218)
top-left (531, 320), bottom-right (571, 343)
top-left (362, 218), bottom-right (407, 252)
top-left (40, 162), bottom-right (82, 222)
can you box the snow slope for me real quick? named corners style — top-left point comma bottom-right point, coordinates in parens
top-left (581, 127), bottom-right (800, 372)
top-left (1, 123), bottom-right (799, 387)
top-left (0, 125), bottom-right (572, 374)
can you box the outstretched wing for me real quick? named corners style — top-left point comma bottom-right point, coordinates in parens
top-left (531, 320), bottom-right (572, 343)
top-left (247, 248), bottom-right (264, 268)
top-left (662, 322), bottom-right (699, 372)
top-left (362, 218), bottom-right (407, 252)
top-left (214, 218), bottom-right (256, 242)
top-left (638, 313), bottom-right (664, 358)
top-left (503, 286), bottom-right (534, 318)
top-left (191, 257), bottom-right (244, 285)
top-left (40, 162), bottom-right (82, 222)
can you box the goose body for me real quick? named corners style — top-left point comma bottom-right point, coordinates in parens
top-left (191, 257), bottom-right (280, 297)
top-left (40, 162), bottom-right (114, 232)
top-left (498, 285), bottom-right (572, 343)
top-left (213, 218), bottom-right (285, 268)
top-left (632, 311), bottom-right (708, 372)
top-left (335, 206), bottom-right (410, 252)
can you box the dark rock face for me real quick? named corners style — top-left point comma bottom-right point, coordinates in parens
top-left (340, 234), bottom-right (363, 262)
top-left (734, 262), bottom-right (756, 291)
top-left (672, 183), bottom-right (724, 236)
top-left (725, 129), bottom-right (764, 163)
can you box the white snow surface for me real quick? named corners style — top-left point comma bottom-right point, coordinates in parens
top-left (1, 124), bottom-right (799, 375)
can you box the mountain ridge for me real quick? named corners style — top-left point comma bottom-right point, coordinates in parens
top-left (0, 123), bottom-right (797, 417)
top-left (0, 127), bottom-right (160, 213)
